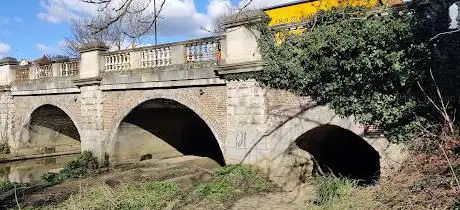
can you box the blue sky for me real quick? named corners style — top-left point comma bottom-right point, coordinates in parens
top-left (0, 0), bottom-right (292, 60)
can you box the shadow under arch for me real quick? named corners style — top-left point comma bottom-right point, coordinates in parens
top-left (295, 124), bottom-right (380, 184)
top-left (18, 104), bottom-right (81, 155)
top-left (111, 98), bottom-right (226, 166)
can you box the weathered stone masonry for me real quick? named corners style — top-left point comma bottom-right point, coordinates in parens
top-left (80, 84), bottom-right (105, 159)
top-left (0, 15), bottom-right (408, 185)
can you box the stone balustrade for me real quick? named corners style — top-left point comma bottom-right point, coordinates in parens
top-left (184, 37), bottom-right (223, 69)
top-left (14, 66), bottom-right (30, 82)
top-left (58, 60), bottom-right (80, 76)
top-left (102, 35), bottom-right (225, 72)
top-left (141, 46), bottom-right (171, 68)
top-left (12, 59), bottom-right (80, 82)
top-left (104, 52), bottom-right (131, 71)
top-left (32, 64), bottom-right (53, 79)
top-left (5, 27), bottom-right (266, 86)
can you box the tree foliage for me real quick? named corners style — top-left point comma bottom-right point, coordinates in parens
top-left (242, 7), bottom-right (433, 142)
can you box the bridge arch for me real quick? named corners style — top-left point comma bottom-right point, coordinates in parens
top-left (106, 92), bottom-right (226, 165)
top-left (265, 104), bottom-right (404, 185)
top-left (16, 103), bottom-right (82, 155)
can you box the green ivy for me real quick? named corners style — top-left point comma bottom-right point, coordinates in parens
top-left (232, 7), bottom-right (433, 143)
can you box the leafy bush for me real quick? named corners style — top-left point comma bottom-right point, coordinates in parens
top-left (453, 199), bottom-right (460, 210)
top-left (42, 151), bottom-right (99, 183)
top-left (314, 176), bottom-right (357, 205)
top-left (234, 7), bottom-right (432, 143)
top-left (194, 165), bottom-right (276, 206)
top-left (56, 181), bottom-right (181, 210)
top-left (0, 181), bottom-right (27, 193)
top-left (0, 143), bottom-right (10, 155)
top-left (0, 181), bottom-right (18, 192)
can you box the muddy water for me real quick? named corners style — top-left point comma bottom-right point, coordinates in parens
top-left (0, 154), bottom-right (79, 183)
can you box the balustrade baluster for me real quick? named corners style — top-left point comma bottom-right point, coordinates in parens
top-left (188, 45), bottom-right (192, 64)
top-left (166, 47), bottom-right (172, 65)
top-left (160, 48), bottom-right (164, 66)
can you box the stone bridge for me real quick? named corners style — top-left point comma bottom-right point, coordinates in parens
top-left (0, 14), bottom-right (405, 183)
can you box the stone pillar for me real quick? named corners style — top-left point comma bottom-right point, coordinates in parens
top-left (74, 44), bottom-right (108, 160)
top-left (170, 44), bottom-right (185, 65)
top-left (221, 11), bottom-right (265, 64)
top-left (130, 51), bottom-right (142, 69)
top-left (0, 57), bottom-right (17, 151)
top-left (226, 79), bottom-right (269, 165)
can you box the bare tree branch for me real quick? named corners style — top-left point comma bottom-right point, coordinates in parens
top-left (62, 14), bottom-right (130, 56)
top-left (430, 28), bottom-right (460, 41)
top-left (81, 0), bottom-right (166, 40)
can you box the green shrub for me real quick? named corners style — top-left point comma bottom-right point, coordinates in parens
top-left (42, 151), bottom-right (99, 184)
top-left (0, 181), bottom-right (16, 192)
top-left (0, 143), bottom-right (10, 155)
top-left (314, 176), bottom-right (357, 205)
top-left (193, 165), bottom-right (276, 206)
top-left (453, 199), bottom-right (460, 210)
top-left (236, 7), bottom-right (432, 143)
top-left (0, 181), bottom-right (25, 192)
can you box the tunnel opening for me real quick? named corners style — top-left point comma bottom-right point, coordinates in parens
top-left (114, 99), bottom-right (226, 166)
top-left (20, 105), bottom-right (81, 155)
top-left (295, 124), bottom-right (380, 184)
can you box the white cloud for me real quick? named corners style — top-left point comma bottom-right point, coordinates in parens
top-left (58, 40), bottom-right (68, 48)
top-left (0, 17), bottom-right (10, 25)
top-left (36, 43), bottom-right (53, 52)
top-left (0, 42), bottom-right (11, 58)
top-left (38, 0), bottom-right (98, 23)
top-left (238, 0), bottom-right (298, 9)
top-left (0, 16), bottom-right (23, 26)
top-left (38, 0), bottom-right (294, 37)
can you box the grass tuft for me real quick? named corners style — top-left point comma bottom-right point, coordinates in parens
top-left (192, 165), bottom-right (276, 207)
top-left (55, 181), bottom-right (181, 210)
top-left (306, 175), bottom-right (382, 210)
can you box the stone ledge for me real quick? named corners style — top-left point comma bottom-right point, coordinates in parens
top-left (216, 61), bottom-right (264, 75)
top-left (0, 85), bottom-right (11, 92)
top-left (73, 77), bottom-right (102, 87)
top-left (100, 78), bottom-right (226, 91)
top-left (221, 9), bottom-right (266, 29)
top-left (0, 57), bottom-right (18, 66)
top-left (78, 44), bottom-right (109, 53)
top-left (11, 87), bottom-right (81, 96)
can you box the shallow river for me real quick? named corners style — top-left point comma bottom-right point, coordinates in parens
top-left (0, 154), bottom-right (79, 183)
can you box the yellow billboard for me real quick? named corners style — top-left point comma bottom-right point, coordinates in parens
top-left (264, 0), bottom-right (379, 43)
top-left (264, 0), bottom-right (379, 26)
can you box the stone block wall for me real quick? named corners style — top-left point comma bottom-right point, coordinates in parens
top-left (79, 85), bottom-right (104, 159)
top-left (0, 91), bottom-right (13, 145)
top-left (226, 79), bottom-right (269, 165)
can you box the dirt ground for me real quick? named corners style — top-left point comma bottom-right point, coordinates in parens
top-left (2, 156), bottom-right (317, 209)
top-left (231, 184), bottom-right (314, 210)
